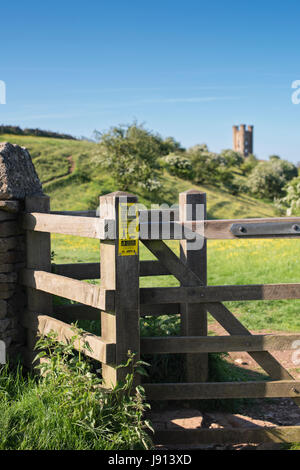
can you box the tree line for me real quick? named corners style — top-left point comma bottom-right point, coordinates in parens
top-left (93, 122), bottom-right (299, 214)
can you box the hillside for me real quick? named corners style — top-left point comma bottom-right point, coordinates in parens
top-left (0, 134), bottom-right (276, 219)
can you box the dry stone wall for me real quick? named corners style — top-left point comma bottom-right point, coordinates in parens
top-left (0, 142), bottom-right (45, 362)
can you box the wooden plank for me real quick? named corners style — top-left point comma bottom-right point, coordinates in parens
top-left (22, 212), bottom-right (112, 239)
top-left (52, 262), bottom-right (100, 280)
top-left (140, 260), bottom-right (171, 276)
top-left (21, 312), bottom-right (115, 364)
top-left (179, 189), bottom-right (208, 382)
top-left (142, 240), bottom-right (201, 286)
top-left (54, 304), bottom-right (99, 321)
top-left (144, 380), bottom-right (300, 400)
top-left (139, 208), bottom-right (179, 224)
top-left (140, 283), bottom-right (300, 304)
top-left (140, 303), bottom-right (180, 316)
top-left (52, 260), bottom-right (170, 279)
top-left (25, 195), bottom-right (53, 366)
top-left (100, 192), bottom-right (140, 387)
top-left (153, 426), bottom-right (300, 445)
top-left (50, 210), bottom-right (96, 217)
top-left (138, 217), bottom-right (300, 240)
top-left (20, 269), bottom-right (114, 311)
top-left (141, 334), bottom-right (300, 354)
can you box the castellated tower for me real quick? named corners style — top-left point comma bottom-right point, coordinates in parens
top-left (232, 124), bottom-right (253, 156)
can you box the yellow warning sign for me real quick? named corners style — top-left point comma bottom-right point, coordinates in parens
top-left (118, 202), bottom-right (139, 256)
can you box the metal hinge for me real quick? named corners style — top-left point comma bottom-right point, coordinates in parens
top-left (230, 222), bottom-right (300, 237)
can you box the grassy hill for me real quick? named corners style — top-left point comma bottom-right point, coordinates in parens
top-left (0, 134), bottom-right (276, 219)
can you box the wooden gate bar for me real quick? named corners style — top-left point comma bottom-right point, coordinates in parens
top-left (54, 304), bottom-right (100, 321)
top-left (153, 426), bottom-right (300, 445)
top-left (140, 283), bottom-right (300, 304)
top-left (22, 212), bottom-right (111, 239)
top-left (141, 334), bottom-right (300, 354)
top-left (21, 312), bottom-right (116, 364)
top-left (20, 269), bottom-right (115, 311)
top-left (144, 380), bottom-right (300, 400)
top-left (52, 260), bottom-right (170, 279)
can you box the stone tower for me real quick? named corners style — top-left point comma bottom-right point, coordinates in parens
top-left (232, 124), bottom-right (253, 156)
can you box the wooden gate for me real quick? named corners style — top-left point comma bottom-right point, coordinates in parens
top-left (20, 190), bottom-right (300, 447)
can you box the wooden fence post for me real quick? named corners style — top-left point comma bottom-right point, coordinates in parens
top-left (179, 189), bottom-right (208, 382)
top-left (99, 191), bottom-right (140, 387)
top-left (25, 195), bottom-right (52, 364)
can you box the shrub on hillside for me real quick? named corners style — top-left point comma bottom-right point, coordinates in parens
top-left (240, 154), bottom-right (258, 175)
top-left (163, 153), bottom-right (193, 179)
top-left (94, 122), bottom-right (164, 192)
top-left (220, 149), bottom-right (244, 167)
top-left (247, 158), bottom-right (298, 199)
top-left (187, 147), bottom-right (237, 191)
top-left (188, 148), bottom-right (227, 184)
top-left (276, 176), bottom-right (300, 215)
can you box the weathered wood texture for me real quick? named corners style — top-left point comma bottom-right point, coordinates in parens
top-left (50, 210), bottom-right (96, 217)
top-left (25, 195), bottom-right (53, 361)
top-left (52, 262), bottom-right (100, 280)
top-left (140, 260), bottom-right (171, 276)
top-left (140, 283), bottom-right (300, 304)
top-left (22, 212), bottom-right (111, 239)
top-left (179, 189), bottom-right (208, 382)
top-left (20, 269), bottom-right (114, 311)
top-left (144, 380), bottom-right (300, 400)
top-left (153, 426), bottom-right (300, 445)
top-left (141, 334), bottom-right (300, 354)
top-left (54, 304), bottom-right (100, 321)
top-left (100, 192), bottom-right (140, 387)
top-left (51, 260), bottom-right (170, 280)
top-left (21, 311), bottom-right (115, 364)
top-left (140, 303), bottom-right (180, 316)
top-left (139, 217), bottom-right (300, 240)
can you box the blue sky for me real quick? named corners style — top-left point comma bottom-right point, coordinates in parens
top-left (1, 0), bottom-right (300, 162)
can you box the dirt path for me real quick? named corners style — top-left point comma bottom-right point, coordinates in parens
top-left (66, 155), bottom-right (75, 174)
top-left (150, 322), bottom-right (300, 450)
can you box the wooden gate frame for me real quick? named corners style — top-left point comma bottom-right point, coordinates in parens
top-left (20, 190), bottom-right (300, 447)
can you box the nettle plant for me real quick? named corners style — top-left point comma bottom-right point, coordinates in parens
top-left (34, 324), bottom-right (153, 450)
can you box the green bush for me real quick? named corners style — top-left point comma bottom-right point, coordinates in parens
top-left (163, 153), bottom-right (193, 179)
top-left (276, 175), bottom-right (300, 215)
top-left (220, 149), bottom-right (244, 168)
top-left (240, 154), bottom-right (258, 175)
top-left (247, 158), bottom-right (298, 200)
top-left (93, 122), bottom-right (164, 192)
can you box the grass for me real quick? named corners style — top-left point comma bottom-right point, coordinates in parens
top-left (0, 331), bottom-right (153, 450)
top-left (51, 236), bottom-right (300, 332)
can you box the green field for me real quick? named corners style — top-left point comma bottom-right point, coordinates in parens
top-left (51, 235), bottom-right (300, 333)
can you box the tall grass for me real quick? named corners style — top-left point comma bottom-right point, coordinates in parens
top-left (0, 326), bottom-right (153, 450)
